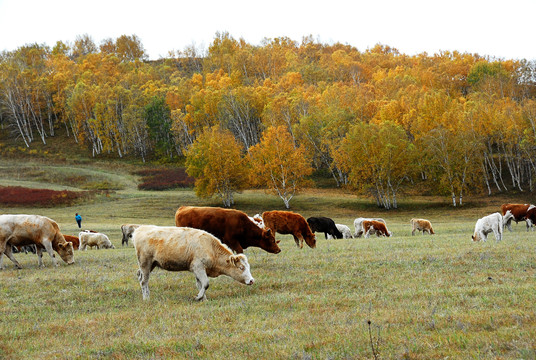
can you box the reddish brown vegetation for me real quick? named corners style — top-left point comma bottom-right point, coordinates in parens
top-left (135, 168), bottom-right (194, 191)
top-left (0, 186), bottom-right (86, 207)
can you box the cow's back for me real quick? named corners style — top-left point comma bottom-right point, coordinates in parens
top-left (263, 211), bottom-right (304, 234)
top-left (134, 225), bottom-right (227, 271)
top-left (175, 206), bottom-right (241, 241)
top-left (175, 206), bottom-right (279, 253)
top-left (0, 214), bottom-right (59, 247)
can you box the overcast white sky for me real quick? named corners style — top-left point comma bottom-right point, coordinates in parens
top-left (0, 0), bottom-right (534, 61)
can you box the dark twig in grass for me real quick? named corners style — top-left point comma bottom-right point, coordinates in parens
top-left (367, 302), bottom-right (381, 360)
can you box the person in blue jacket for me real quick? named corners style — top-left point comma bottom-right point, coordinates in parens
top-left (75, 213), bottom-right (82, 228)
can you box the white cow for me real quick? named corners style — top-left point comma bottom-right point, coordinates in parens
top-left (354, 217), bottom-right (386, 237)
top-left (79, 232), bottom-right (115, 250)
top-left (327, 224), bottom-right (353, 239)
top-left (130, 225), bottom-right (255, 301)
top-left (472, 212), bottom-right (504, 242)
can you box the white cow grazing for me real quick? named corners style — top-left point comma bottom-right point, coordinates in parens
top-left (131, 225), bottom-right (255, 301)
top-left (472, 212), bottom-right (503, 242)
top-left (354, 217), bottom-right (386, 237)
top-left (79, 232), bottom-right (115, 250)
top-left (327, 224), bottom-right (353, 239)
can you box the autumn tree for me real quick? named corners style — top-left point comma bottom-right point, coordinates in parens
top-left (335, 121), bottom-right (415, 209)
top-left (249, 125), bottom-right (313, 208)
top-left (185, 126), bottom-right (249, 207)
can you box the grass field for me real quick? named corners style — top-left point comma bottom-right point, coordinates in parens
top-left (1, 158), bottom-right (536, 359)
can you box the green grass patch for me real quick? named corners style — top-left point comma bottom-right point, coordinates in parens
top-left (2, 158), bottom-right (536, 359)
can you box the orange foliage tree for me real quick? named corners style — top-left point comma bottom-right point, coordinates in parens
top-left (185, 126), bottom-right (249, 207)
top-left (249, 125), bottom-right (313, 208)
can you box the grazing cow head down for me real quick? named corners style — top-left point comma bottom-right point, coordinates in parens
top-left (259, 228), bottom-right (281, 253)
top-left (304, 232), bottom-right (316, 248)
top-left (56, 241), bottom-right (75, 264)
top-left (226, 254), bottom-right (254, 285)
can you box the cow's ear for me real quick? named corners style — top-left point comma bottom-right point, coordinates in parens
top-left (228, 255), bottom-right (239, 266)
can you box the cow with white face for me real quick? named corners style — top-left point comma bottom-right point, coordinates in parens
top-left (472, 212), bottom-right (503, 242)
top-left (130, 225), bottom-right (255, 301)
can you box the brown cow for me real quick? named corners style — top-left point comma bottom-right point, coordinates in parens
top-left (0, 214), bottom-right (74, 269)
top-left (500, 203), bottom-right (536, 232)
top-left (262, 210), bottom-right (316, 249)
top-left (175, 206), bottom-right (280, 254)
top-left (410, 218), bottom-right (435, 235)
top-left (63, 235), bottom-right (80, 250)
top-left (131, 225), bottom-right (254, 301)
top-left (362, 220), bottom-right (392, 238)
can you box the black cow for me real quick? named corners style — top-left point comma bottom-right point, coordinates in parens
top-left (307, 216), bottom-right (343, 239)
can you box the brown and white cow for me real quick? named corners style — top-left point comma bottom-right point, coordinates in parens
top-left (63, 235), bottom-right (80, 250)
top-left (410, 218), bottom-right (435, 235)
top-left (175, 206), bottom-right (280, 254)
top-left (362, 220), bottom-right (391, 238)
top-left (0, 214), bottom-right (74, 269)
top-left (354, 217), bottom-right (387, 237)
top-left (262, 210), bottom-right (316, 249)
top-left (129, 225), bottom-right (254, 301)
top-left (500, 203), bottom-right (536, 232)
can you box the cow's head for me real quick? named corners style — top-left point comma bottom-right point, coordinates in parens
top-left (471, 233), bottom-right (480, 242)
top-left (260, 228), bottom-right (281, 254)
top-left (304, 232), bottom-right (316, 248)
top-left (121, 224), bottom-right (140, 245)
top-left (57, 241), bottom-right (75, 264)
top-left (227, 254), bottom-right (254, 285)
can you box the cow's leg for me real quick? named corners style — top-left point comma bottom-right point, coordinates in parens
top-left (136, 264), bottom-right (152, 300)
top-left (42, 240), bottom-right (58, 267)
top-left (292, 235), bottom-right (303, 248)
top-left (192, 263), bottom-right (209, 301)
top-left (137, 268), bottom-right (151, 300)
top-left (35, 247), bottom-right (45, 267)
top-left (412, 228), bottom-right (416, 236)
top-left (2, 244), bottom-right (22, 269)
top-left (505, 218), bottom-right (513, 232)
top-left (526, 219), bottom-right (533, 232)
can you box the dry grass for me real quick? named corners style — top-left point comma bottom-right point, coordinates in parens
top-left (1, 159), bottom-right (536, 359)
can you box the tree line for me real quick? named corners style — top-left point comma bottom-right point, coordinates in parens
top-left (1, 32), bottom-right (536, 208)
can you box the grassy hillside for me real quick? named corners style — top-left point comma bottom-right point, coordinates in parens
top-left (1, 155), bottom-right (536, 359)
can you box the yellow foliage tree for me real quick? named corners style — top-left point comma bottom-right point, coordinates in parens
top-left (249, 125), bottom-right (313, 208)
top-left (186, 126), bottom-right (249, 207)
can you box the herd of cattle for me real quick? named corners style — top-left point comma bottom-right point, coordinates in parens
top-left (0, 203), bottom-right (534, 300)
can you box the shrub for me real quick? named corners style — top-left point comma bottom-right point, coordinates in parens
top-left (134, 168), bottom-right (194, 191)
top-left (0, 186), bottom-right (88, 207)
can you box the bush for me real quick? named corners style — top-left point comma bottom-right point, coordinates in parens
top-left (134, 168), bottom-right (194, 191)
top-left (0, 186), bottom-right (88, 207)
